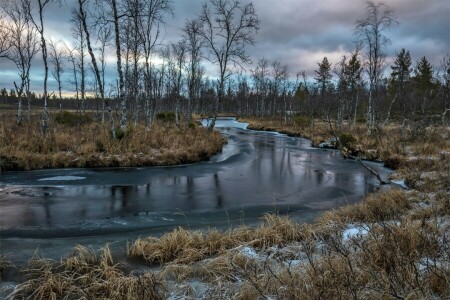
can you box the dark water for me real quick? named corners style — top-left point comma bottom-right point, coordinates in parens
top-left (0, 118), bottom-right (391, 263)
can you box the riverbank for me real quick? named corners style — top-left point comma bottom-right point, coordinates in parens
top-left (1, 118), bottom-right (449, 299)
top-left (241, 117), bottom-right (449, 187)
top-left (0, 114), bottom-right (226, 171)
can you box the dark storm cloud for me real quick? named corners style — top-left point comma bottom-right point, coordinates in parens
top-left (0, 0), bottom-right (448, 93)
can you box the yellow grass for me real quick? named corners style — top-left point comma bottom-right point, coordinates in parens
top-left (0, 114), bottom-right (226, 171)
top-left (6, 116), bottom-right (450, 299)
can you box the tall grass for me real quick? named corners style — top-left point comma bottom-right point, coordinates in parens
top-left (5, 116), bottom-right (450, 299)
top-left (9, 245), bottom-right (166, 300)
top-left (0, 114), bottom-right (225, 171)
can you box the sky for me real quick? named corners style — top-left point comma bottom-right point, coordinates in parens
top-left (0, 0), bottom-right (449, 96)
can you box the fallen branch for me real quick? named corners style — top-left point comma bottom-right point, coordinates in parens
top-left (346, 153), bottom-right (389, 185)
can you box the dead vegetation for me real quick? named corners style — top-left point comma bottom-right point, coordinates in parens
top-left (8, 245), bottom-right (166, 300)
top-left (0, 255), bottom-right (14, 281)
top-left (4, 117), bottom-right (450, 299)
top-left (0, 113), bottom-right (226, 171)
top-left (241, 117), bottom-right (450, 193)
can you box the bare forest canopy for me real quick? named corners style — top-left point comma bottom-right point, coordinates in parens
top-left (0, 0), bottom-right (449, 132)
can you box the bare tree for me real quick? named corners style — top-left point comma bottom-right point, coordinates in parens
top-left (138, 0), bottom-right (173, 127)
top-left (2, 0), bottom-right (39, 124)
top-left (108, 0), bottom-right (127, 130)
top-left (0, 11), bottom-right (11, 58)
top-left (170, 40), bottom-right (187, 126)
top-left (70, 9), bottom-right (87, 113)
top-left (97, 25), bottom-right (112, 122)
top-left (25, 0), bottom-right (61, 134)
top-left (65, 45), bottom-right (80, 108)
top-left (198, 0), bottom-right (260, 129)
top-left (252, 58), bottom-right (269, 117)
top-left (48, 39), bottom-right (65, 102)
top-left (356, 1), bottom-right (397, 132)
top-left (271, 61), bottom-right (289, 122)
top-left (77, 0), bottom-right (115, 137)
top-left (183, 19), bottom-right (203, 124)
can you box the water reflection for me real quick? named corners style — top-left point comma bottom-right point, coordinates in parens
top-left (0, 124), bottom-right (390, 228)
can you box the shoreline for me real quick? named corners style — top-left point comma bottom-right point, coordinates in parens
top-left (1, 118), bottom-right (448, 299)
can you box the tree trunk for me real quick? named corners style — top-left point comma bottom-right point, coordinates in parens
top-left (111, 0), bottom-right (126, 130)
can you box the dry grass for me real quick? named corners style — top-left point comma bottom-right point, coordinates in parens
top-left (9, 245), bottom-right (166, 300)
top-left (0, 255), bottom-right (14, 282)
top-left (0, 114), bottom-right (226, 171)
top-left (6, 116), bottom-right (450, 299)
top-left (127, 214), bottom-right (305, 266)
top-left (241, 117), bottom-right (450, 193)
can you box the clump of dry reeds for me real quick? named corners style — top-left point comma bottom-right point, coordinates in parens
top-left (127, 214), bottom-right (306, 266)
top-left (0, 255), bottom-right (14, 281)
top-left (0, 114), bottom-right (225, 171)
top-left (9, 245), bottom-right (166, 300)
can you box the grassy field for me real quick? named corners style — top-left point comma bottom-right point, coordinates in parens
top-left (0, 112), bottom-right (226, 171)
top-left (2, 116), bottom-right (449, 299)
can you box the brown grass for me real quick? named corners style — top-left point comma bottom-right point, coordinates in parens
top-left (241, 117), bottom-right (450, 193)
top-left (0, 114), bottom-right (226, 171)
top-left (9, 245), bottom-right (166, 300)
top-left (0, 255), bottom-right (14, 281)
top-left (127, 214), bottom-right (306, 266)
top-left (6, 116), bottom-right (450, 299)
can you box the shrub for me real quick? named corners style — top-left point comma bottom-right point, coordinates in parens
top-left (114, 126), bottom-right (133, 140)
top-left (339, 132), bottom-right (356, 148)
top-left (156, 112), bottom-right (176, 123)
top-left (54, 111), bottom-right (92, 126)
top-left (293, 114), bottom-right (311, 128)
top-left (356, 116), bottom-right (366, 124)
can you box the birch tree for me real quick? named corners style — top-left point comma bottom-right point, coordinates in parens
top-left (2, 0), bottom-right (39, 124)
top-left (70, 10), bottom-right (86, 113)
top-left (252, 58), bottom-right (269, 117)
top-left (198, 0), bottom-right (259, 129)
top-left (77, 0), bottom-right (115, 137)
top-left (183, 19), bottom-right (203, 123)
top-left (170, 40), bottom-right (187, 126)
top-left (356, 1), bottom-right (397, 132)
top-left (25, 0), bottom-right (60, 134)
top-left (48, 39), bottom-right (65, 102)
top-left (138, 0), bottom-right (173, 127)
top-left (0, 12), bottom-right (11, 58)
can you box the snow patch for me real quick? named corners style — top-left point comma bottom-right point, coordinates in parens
top-left (38, 176), bottom-right (86, 181)
top-left (391, 179), bottom-right (408, 189)
top-left (240, 246), bottom-right (258, 258)
top-left (343, 225), bottom-right (368, 240)
top-left (201, 118), bottom-right (249, 129)
top-left (112, 219), bottom-right (127, 225)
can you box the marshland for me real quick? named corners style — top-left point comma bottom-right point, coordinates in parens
top-left (0, 0), bottom-right (449, 299)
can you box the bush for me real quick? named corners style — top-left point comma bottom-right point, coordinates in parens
top-left (114, 126), bottom-right (133, 140)
top-left (339, 132), bottom-right (356, 148)
top-left (293, 114), bottom-right (311, 128)
top-left (54, 111), bottom-right (92, 126)
top-left (356, 116), bottom-right (366, 124)
top-left (156, 112), bottom-right (176, 123)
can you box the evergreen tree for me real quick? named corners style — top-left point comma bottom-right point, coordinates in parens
top-left (389, 48), bottom-right (412, 116)
top-left (414, 56), bottom-right (434, 113)
top-left (315, 57), bottom-right (332, 96)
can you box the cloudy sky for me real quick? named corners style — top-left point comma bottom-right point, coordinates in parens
top-left (0, 0), bottom-right (448, 96)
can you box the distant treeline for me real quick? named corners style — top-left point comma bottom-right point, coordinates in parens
top-left (0, 0), bottom-right (448, 131)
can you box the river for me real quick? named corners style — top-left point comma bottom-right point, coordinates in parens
top-left (0, 118), bottom-right (391, 265)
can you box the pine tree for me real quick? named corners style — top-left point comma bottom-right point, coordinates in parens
top-left (414, 56), bottom-right (434, 113)
top-left (315, 57), bottom-right (332, 96)
top-left (388, 48), bottom-right (412, 116)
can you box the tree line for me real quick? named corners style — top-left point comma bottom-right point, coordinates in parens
top-left (0, 0), bottom-right (448, 135)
